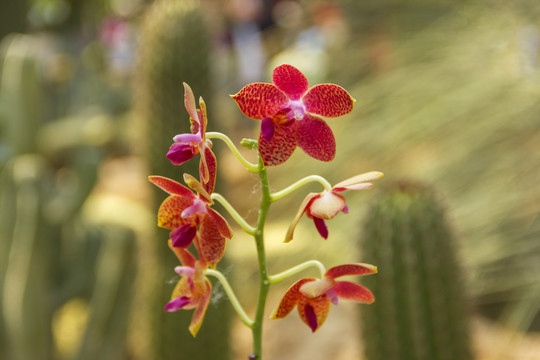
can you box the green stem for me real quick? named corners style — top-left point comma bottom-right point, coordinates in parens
top-left (206, 269), bottom-right (254, 327)
top-left (251, 156), bottom-right (272, 359)
top-left (206, 132), bottom-right (259, 173)
top-left (267, 260), bottom-right (326, 284)
top-left (211, 193), bottom-right (256, 235)
top-left (270, 175), bottom-right (332, 202)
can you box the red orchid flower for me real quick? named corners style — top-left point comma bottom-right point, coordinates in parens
top-left (149, 174), bottom-right (232, 267)
top-left (167, 83), bottom-right (217, 194)
top-left (165, 242), bottom-right (212, 336)
top-left (231, 64), bottom-right (355, 167)
top-left (285, 172), bottom-right (383, 242)
top-left (271, 263), bottom-right (377, 332)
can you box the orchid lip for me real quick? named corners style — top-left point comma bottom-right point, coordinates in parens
top-left (164, 296), bottom-right (192, 312)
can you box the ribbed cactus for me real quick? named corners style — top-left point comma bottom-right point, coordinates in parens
top-left (0, 34), bottom-right (136, 360)
top-left (360, 181), bottom-right (473, 360)
top-left (135, 1), bottom-right (231, 359)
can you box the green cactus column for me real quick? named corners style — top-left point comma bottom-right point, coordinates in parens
top-left (135, 1), bottom-right (231, 359)
top-left (360, 181), bottom-right (473, 360)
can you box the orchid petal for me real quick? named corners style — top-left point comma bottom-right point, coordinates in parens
top-left (183, 173), bottom-right (212, 203)
top-left (308, 191), bottom-right (346, 220)
top-left (188, 279), bottom-right (212, 336)
top-left (171, 276), bottom-right (192, 299)
top-left (284, 193), bottom-right (319, 243)
top-left (198, 215), bottom-right (227, 267)
top-left (164, 296), bottom-right (192, 312)
top-left (149, 176), bottom-right (196, 198)
top-left (258, 121), bottom-right (298, 166)
top-left (157, 195), bottom-right (192, 230)
top-left (333, 281), bottom-right (375, 304)
top-left (297, 296), bottom-right (330, 332)
top-left (168, 240), bottom-right (196, 267)
top-left (261, 117), bottom-right (275, 141)
top-left (206, 208), bottom-right (233, 239)
top-left (313, 217), bottom-right (329, 239)
top-left (296, 115), bottom-right (335, 162)
top-left (303, 84), bottom-right (355, 117)
top-left (270, 278), bottom-right (316, 319)
top-left (326, 288), bottom-right (339, 305)
top-left (183, 82), bottom-right (199, 126)
top-left (333, 172), bottom-right (384, 190)
top-left (334, 183), bottom-right (373, 192)
top-left (171, 223), bottom-right (197, 248)
top-left (198, 96), bottom-right (208, 136)
top-left (272, 64), bottom-right (309, 100)
top-left (300, 278), bottom-right (335, 299)
top-left (325, 263), bottom-right (378, 279)
top-left (192, 260), bottom-right (207, 290)
top-left (231, 83), bottom-right (288, 119)
top-left (199, 145), bottom-right (217, 195)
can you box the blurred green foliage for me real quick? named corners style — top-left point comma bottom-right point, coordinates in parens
top-left (134, 0), bottom-right (232, 359)
top-left (0, 33), bottom-right (136, 360)
top-left (1, 0), bottom-right (540, 358)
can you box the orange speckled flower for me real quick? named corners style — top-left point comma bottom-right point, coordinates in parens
top-left (165, 243), bottom-right (211, 336)
top-left (149, 174), bottom-right (232, 267)
top-left (271, 263), bottom-right (377, 332)
top-left (231, 64), bottom-right (355, 166)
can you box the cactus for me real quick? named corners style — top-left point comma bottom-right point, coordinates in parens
top-left (359, 181), bottom-right (473, 360)
top-left (134, 1), bottom-right (231, 359)
top-left (0, 33), bottom-right (137, 360)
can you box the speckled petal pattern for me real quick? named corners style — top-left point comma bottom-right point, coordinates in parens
top-left (231, 83), bottom-right (288, 119)
top-left (272, 64), bottom-right (309, 100)
top-left (296, 115), bottom-right (336, 162)
top-left (303, 84), bottom-right (355, 118)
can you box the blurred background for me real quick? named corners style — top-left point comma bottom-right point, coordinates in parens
top-left (1, 0), bottom-right (539, 359)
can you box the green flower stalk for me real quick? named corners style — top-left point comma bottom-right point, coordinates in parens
top-left (149, 64), bottom-right (382, 359)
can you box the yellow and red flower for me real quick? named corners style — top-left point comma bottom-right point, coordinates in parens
top-left (165, 243), bottom-right (212, 336)
top-left (271, 263), bottom-right (377, 332)
top-left (231, 64), bottom-right (355, 166)
top-left (285, 172), bottom-right (383, 241)
top-left (149, 174), bottom-right (232, 267)
top-left (167, 83), bottom-right (217, 194)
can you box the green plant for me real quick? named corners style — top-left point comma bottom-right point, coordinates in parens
top-left (0, 33), bottom-right (136, 360)
top-left (360, 181), bottom-right (473, 360)
top-left (134, 1), bottom-right (232, 359)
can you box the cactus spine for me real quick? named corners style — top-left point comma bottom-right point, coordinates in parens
top-left (360, 181), bottom-right (473, 360)
top-left (135, 1), bottom-right (231, 359)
